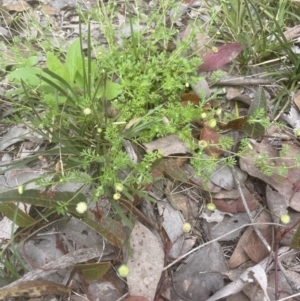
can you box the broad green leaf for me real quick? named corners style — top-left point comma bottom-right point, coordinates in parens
top-left (44, 93), bottom-right (67, 105)
top-left (81, 214), bottom-right (126, 248)
top-left (40, 69), bottom-right (80, 104)
top-left (0, 203), bottom-right (36, 227)
top-left (105, 80), bottom-right (123, 100)
top-left (75, 59), bottom-right (96, 89)
top-left (244, 86), bottom-right (266, 138)
top-left (24, 56), bottom-right (38, 67)
top-left (66, 38), bottom-right (81, 83)
top-left (6, 67), bottom-right (41, 86)
top-left (74, 56), bottom-right (84, 86)
top-left (46, 52), bottom-right (69, 82)
top-left (37, 84), bottom-right (56, 94)
top-left (98, 80), bottom-right (123, 101)
top-left (75, 262), bottom-right (111, 281)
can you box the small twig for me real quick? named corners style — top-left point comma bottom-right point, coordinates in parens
top-left (212, 76), bottom-right (274, 86)
top-left (230, 167), bottom-right (271, 252)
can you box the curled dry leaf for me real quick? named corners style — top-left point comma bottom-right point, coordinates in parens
top-left (227, 226), bottom-right (254, 269)
top-left (199, 43), bottom-right (243, 72)
top-left (219, 116), bottom-right (248, 131)
top-left (213, 190), bottom-right (259, 213)
top-left (181, 93), bottom-right (200, 107)
top-left (243, 210), bottom-right (273, 263)
top-left (143, 134), bottom-right (191, 156)
top-left (225, 87), bottom-right (252, 106)
top-left (284, 25), bottom-right (300, 41)
top-left (200, 126), bottom-right (223, 157)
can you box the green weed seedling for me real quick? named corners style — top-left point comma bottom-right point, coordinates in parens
top-left (1, 0), bottom-right (300, 284)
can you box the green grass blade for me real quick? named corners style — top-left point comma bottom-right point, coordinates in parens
top-left (40, 70), bottom-right (79, 104)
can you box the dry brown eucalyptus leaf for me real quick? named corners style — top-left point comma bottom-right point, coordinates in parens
top-left (200, 126), bottom-right (223, 157)
top-left (284, 25), bottom-right (300, 40)
top-left (243, 210), bottom-right (273, 263)
top-left (213, 191), bottom-right (258, 213)
top-left (143, 134), bottom-right (191, 156)
top-left (127, 221), bottom-right (164, 301)
top-left (228, 226), bottom-right (253, 269)
top-left (4, 0), bottom-right (30, 12)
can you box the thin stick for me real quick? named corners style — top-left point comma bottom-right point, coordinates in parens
top-left (230, 167), bottom-right (271, 252)
top-left (213, 76), bottom-right (274, 86)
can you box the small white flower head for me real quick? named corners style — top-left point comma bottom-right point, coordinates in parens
top-left (215, 108), bottom-right (222, 116)
top-left (113, 193), bottom-right (121, 200)
top-left (97, 128), bottom-right (102, 133)
top-left (207, 118), bottom-right (217, 128)
top-left (76, 202), bottom-right (88, 214)
top-left (118, 264), bottom-right (130, 277)
top-left (182, 222), bottom-right (192, 233)
top-left (207, 203), bottom-right (216, 211)
top-left (212, 46), bottom-right (218, 53)
top-left (201, 112), bottom-right (207, 119)
top-left (280, 214), bottom-right (291, 224)
top-left (83, 108), bottom-right (92, 116)
top-left (185, 83), bottom-right (189, 88)
top-left (115, 183), bottom-right (124, 192)
top-left (198, 140), bottom-right (208, 149)
top-left (18, 185), bottom-right (24, 195)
